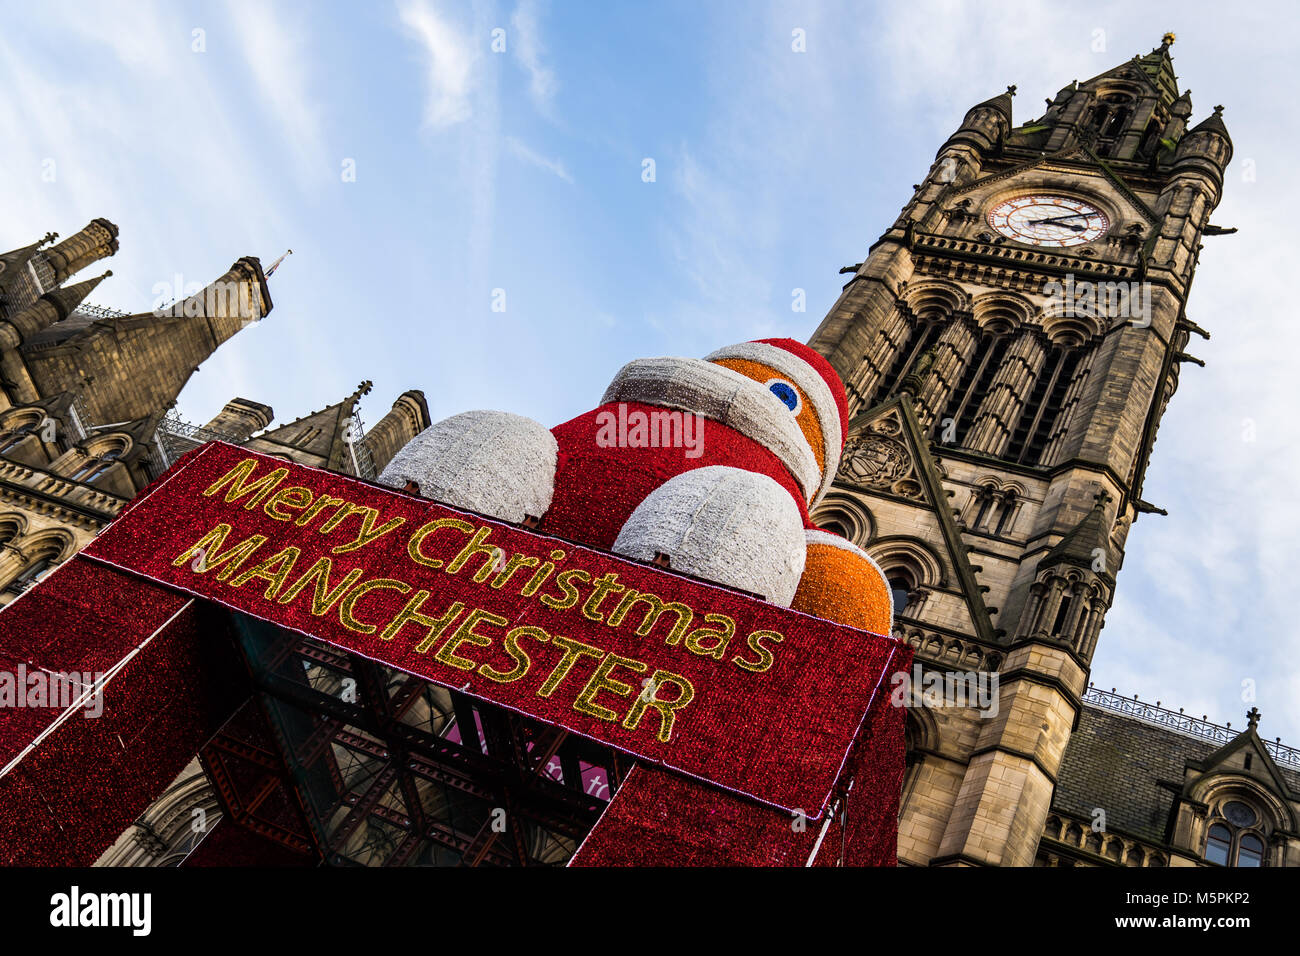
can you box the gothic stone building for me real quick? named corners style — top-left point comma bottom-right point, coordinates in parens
top-left (3, 38), bottom-right (1294, 868)
top-left (806, 36), bottom-right (1299, 868)
top-left (0, 219), bottom-right (430, 863)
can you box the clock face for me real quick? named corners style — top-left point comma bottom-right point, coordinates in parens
top-left (987, 195), bottom-right (1109, 247)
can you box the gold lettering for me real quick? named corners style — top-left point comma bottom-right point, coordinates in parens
top-left (520, 549), bottom-right (565, 596)
top-left (445, 526), bottom-right (505, 581)
top-left (573, 652), bottom-right (646, 721)
top-left (407, 517), bottom-right (474, 569)
top-left (581, 572), bottom-right (624, 622)
top-left (684, 613), bottom-right (736, 660)
top-left (433, 608), bottom-right (507, 671)
top-left (323, 503), bottom-right (405, 554)
top-left (379, 592), bottom-right (464, 652)
top-left (478, 625), bottom-right (550, 683)
top-left (229, 545), bottom-right (301, 599)
top-left (201, 458), bottom-right (287, 509)
top-left (338, 578), bottom-right (411, 635)
top-left (621, 669), bottom-right (694, 742)
top-left (490, 553), bottom-right (538, 589)
top-left (731, 630), bottom-right (783, 673)
top-left (539, 568), bottom-right (590, 611)
top-left (294, 495), bottom-right (346, 527)
top-left (263, 486), bottom-right (314, 521)
top-left (537, 634), bottom-right (604, 697)
top-left (606, 589), bottom-right (693, 644)
top-left (173, 524), bottom-right (267, 580)
top-left (277, 557), bottom-right (364, 616)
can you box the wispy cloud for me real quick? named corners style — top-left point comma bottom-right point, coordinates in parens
top-left (510, 0), bottom-right (557, 111)
top-left (397, 0), bottom-right (477, 129)
top-left (506, 136), bottom-right (573, 183)
top-left (226, 0), bottom-right (330, 187)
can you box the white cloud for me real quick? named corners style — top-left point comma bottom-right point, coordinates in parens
top-left (506, 136), bottom-right (573, 183)
top-left (510, 0), bottom-right (557, 111)
top-left (225, 0), bottom-right (330, 187)
top-left (397, 0), bottom-right (477, 129)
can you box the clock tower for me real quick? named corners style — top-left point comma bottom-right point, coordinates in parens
top-left (807, 36), bottom-right (1234, 865)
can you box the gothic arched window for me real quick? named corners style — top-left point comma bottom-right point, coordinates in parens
top-left (10, 554), bottom-right (54, 592)
top-left (0, 425), bottom-right (35, 454)
top-left (872, 320), bottom-right (944, 406)
top-left (995, 493), bottom-right (1018, 535)
top-left (1204, 824), bottom-right (1232, 866)
top-left (971, 488), bottom-right (994, 529)
top-left (1238, 833), bottom-right (1264, 867)
top-left (71, 448), bottom-right (121, 483)
top-left (888, 575), bottom-right (912, 615)
top-left (1204, 800), bottom-right (1267, 867)
top-left (937, 331), bottom-right (1009, 446)
top-left (821, 519), bottom-right (849, 539)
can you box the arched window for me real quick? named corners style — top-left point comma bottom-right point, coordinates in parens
top-left (821, 519), bottom-right (849, 539)
top-left (936, 330), bottom-right (1009, 446)
top-left (872, 320), bottom-right (945, 406)
top-left (9, 554), bottom-right (54, 592)
top-left (888, 575), bottom-right (912, 615)
top-left (71, 448), bottom-right (121, 483)
top-left (0, 425), bottom-right (35, 454)
top-left (1050, 595), bottom-right (1074, 636)
top-left (1238, 833), bottom-right (1264, 867)
top-left (1204, 824), bottom-right (1231, 866)
top-left (1204, 800), bottom-right (1268, 867)
top-left (995, 493), bottom-right (1018, 535)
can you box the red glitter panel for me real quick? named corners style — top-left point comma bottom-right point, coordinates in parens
top-left (182, 816), bottom-right (316, 867)
top-left (81, 442), bottom-right (905, 819)
top-left (545, 402), bottom-right (814, 548)
top-left (569, 677), bottom-right (908, 866)
top-left (0, 558), bottom-right (252, 865)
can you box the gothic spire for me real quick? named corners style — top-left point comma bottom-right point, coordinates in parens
top-left (1132, 33), bottom-right (1181, 106)
top-left (21, 256), bottom-right (271, 426)
top-left (0, 270), bottom-right (112, 349)
top-left (42, 218), bottom-right (118, 287)
top-left (1041, 492), bottom-right (1115, 583)
top-left (247, 380), bottom-right (374, 472)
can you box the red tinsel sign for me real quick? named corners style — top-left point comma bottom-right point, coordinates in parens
top-left (83, 442), bottom-right (901, 817)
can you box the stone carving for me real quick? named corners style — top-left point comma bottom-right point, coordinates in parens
top-left (840, 435), bottom-right (911, 487)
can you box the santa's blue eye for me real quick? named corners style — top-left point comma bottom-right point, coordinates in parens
top-left (768, 380), bottom-right (799, 412)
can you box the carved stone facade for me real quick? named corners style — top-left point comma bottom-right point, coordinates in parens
top-left (809, 39), bottom-right (1296, 866)
top-left (0, 219), bottom-right (431, 865)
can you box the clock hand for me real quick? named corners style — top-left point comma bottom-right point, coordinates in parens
top-left (1028, 212), bottom-right (1093, 226)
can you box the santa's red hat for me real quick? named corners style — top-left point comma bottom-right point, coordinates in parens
top-left (705, 338), bottom-right (849, 504)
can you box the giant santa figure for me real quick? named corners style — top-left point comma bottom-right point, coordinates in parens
top-left (377, 337), bottom-right (896, 864)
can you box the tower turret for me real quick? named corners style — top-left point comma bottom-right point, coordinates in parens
top-left (1014, 492), bottom-right (1116, 663)
top-left (945, 87), bottom-right (1014, 155)
top-left (0, 270), bottom-right (112, 348)
top-left (360, 389), bottom-right (431, 475)
top-left (202, 398), bottom-right (275, 442)
top-left (22, 256), bottom-right (271, 425)
top-left (41, 218), bottom-right (118, 287)
top-left (1171, 105), bottom-right (1233, 188)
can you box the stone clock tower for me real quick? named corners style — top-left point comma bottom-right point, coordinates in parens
top-left (805, 37), bottom-right (1288, 867)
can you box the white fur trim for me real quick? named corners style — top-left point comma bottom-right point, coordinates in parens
top-left (705, 342), bottom-right (842, 503)
top-left (804, 529), bottom-right (894, 634)
top-left (613, 466), bottom-right (807, 606)
top-left (601, 356), bottom-right (821, 501)
top-left (378, 410), bottom-right (557, 523)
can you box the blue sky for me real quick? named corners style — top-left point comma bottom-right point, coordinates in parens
top-left (2, 0), bottom-right (1297, 745)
